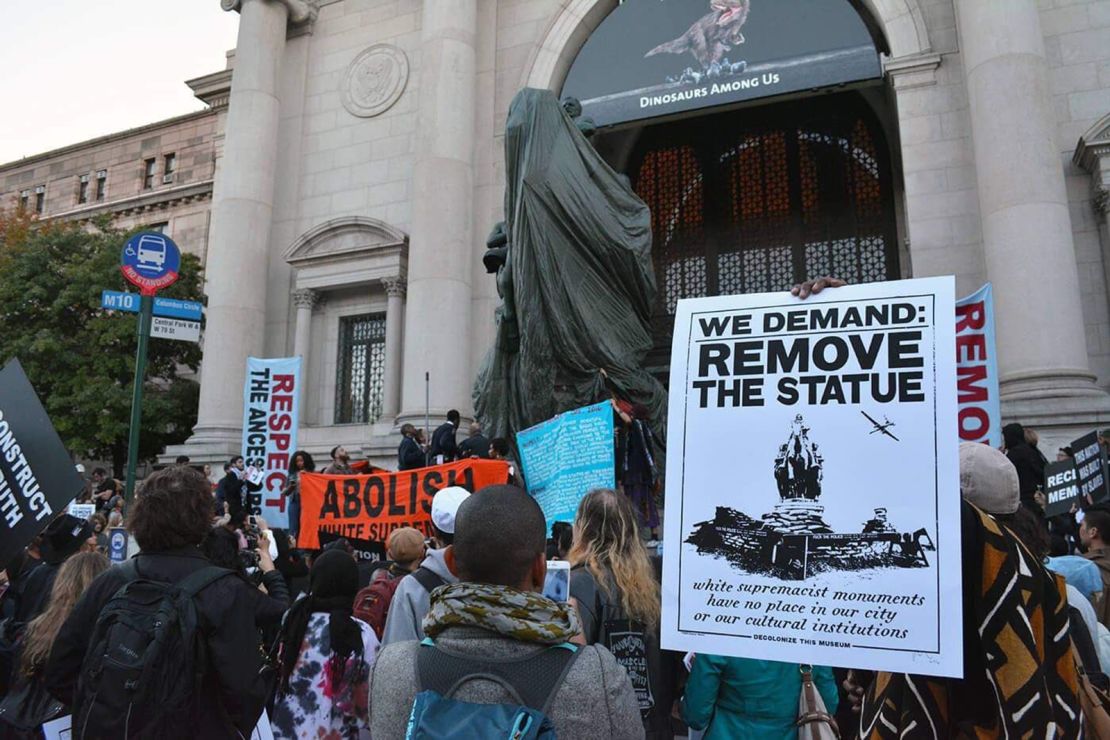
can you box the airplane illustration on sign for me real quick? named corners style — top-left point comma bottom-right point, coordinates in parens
top-left (862, 411), bottom-right (900, 441)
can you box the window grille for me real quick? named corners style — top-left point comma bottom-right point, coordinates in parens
top-left (334, 313), bottom-right (387, 424)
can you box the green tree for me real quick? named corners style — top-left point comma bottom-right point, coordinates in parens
top-left (0, 212), bottom-right (204, 476)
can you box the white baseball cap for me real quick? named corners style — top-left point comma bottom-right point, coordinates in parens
top-left (959, 441), bottom-right (1019, 515)
top-left (431, 486), bottom-right (471, 534)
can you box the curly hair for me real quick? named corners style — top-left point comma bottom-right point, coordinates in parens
top-left (129, 466), bottom-right (215, 551)
top-left (568, 489), bottom-right (660, 628)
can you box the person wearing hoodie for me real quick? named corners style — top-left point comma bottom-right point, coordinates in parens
top-left (380, 486), bottom-right (470, 645)
top-left (1001, 422), bottom-right (1045, 508)
top-left (368, 485), bottom-right (642, 739)
top-left (14, 514), bottom-right (95, 624)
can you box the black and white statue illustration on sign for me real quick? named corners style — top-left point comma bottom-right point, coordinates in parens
top-left (687, 414), bottom-right (934, 581)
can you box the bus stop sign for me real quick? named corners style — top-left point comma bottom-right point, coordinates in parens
top-left (120, 231), bottom-right (181, 296)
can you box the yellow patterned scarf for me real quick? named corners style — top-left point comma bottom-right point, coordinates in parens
top-left (422, 582), bottom-right (580, 645)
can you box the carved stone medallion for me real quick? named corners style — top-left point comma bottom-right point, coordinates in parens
top-left (341, 44), bottom-right (409, 118)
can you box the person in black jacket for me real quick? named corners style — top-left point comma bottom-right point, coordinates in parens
top-left (456, 421), bottom-right (491, 459)
top-left (398, 423), bottom-right (426, 471)
top-left (216, 455), bottom-right (261, 518)
top-left (1002, 422), bottom-right (1046, 509)
top-left (45, 466), bottom-right (271, 739)
top-left (14, 514), bottom-right (95, 624)
top-left (427, 410), bottom-right (461, 464)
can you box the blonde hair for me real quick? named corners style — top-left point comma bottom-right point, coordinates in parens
top-left (568, 489), bottom-right (660, 628)
top-left (1025, 428), bottom-right (1039, 447)
top-left (21, 552), bottom-right (109, 675)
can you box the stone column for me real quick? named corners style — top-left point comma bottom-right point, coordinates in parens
top-left (381, 277), bottom-right (406, 420)
top-left (291, 288), bottom-right (320, 424)
top-left (191, 0), bottom-right (313, 447)
top-left (398, 0), bottom-right (478, 423)
top-left (956, 0), bottom-right (1106, 404)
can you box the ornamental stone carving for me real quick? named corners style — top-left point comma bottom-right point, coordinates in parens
top-left (381, 275), bottom-right (407, 298)
top-left (221, 0), bottom-right (318, 25)
top-left (341, 44), bottom-right (409, 118)
top-left (292, 288), bottom-right (322, 309)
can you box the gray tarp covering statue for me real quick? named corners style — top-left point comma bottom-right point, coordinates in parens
top-left (474, 88), bottom-right (667, 448)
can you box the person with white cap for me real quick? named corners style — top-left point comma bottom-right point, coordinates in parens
top-left (380, 486), bottom-right (471, 645)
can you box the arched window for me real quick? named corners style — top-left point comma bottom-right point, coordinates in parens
top-left (631, 93), bottom-right (899, 355)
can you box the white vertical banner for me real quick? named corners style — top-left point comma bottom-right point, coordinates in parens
top-left (662, 277), bottom-right (962, 678)
top-left (955, 283), bottom-right (1001, 447)
top-left (242, 357), bottom-right (301, 529)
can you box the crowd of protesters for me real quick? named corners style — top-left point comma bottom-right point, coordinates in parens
top-left (1, 277), bottom-right (1109, 738)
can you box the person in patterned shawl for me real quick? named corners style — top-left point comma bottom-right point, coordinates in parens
top-left (857, 442), bottom-right (1081, 738)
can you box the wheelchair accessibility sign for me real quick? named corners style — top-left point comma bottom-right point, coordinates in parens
top-left (120, 231), bottom-right (181, 295)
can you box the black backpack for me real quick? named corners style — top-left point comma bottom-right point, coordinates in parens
top-left (73, 561), bottom-right (232, 738)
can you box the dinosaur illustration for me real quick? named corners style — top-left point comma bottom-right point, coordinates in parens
top-left (645, 0), bottom-right (751, 70)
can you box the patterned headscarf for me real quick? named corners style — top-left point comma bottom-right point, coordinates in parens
top-left (423, 582), bottom-right (580, 644)
top-left (860, 502), bottom-right (1081, 738)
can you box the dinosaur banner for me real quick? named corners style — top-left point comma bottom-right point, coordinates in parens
top-left (561, 0), bottom-right (883, 127)
top-left (660, 278), bottom-right (963, 678)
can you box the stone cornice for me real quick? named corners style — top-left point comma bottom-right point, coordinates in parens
top-left (884, 52), bottom-right (943, 90)
top-left (187, 68), bottom-right (233, 109)
top-left (1074, 113), bottom-right (1110, 175)
top-left (49, 181), bottom-right (214, 222)
top-left (220, 0), bottom-right (318, 26)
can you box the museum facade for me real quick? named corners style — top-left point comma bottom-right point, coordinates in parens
top-left (4, 0), bottom-right (1110, 464)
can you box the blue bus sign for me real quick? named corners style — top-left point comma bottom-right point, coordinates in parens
top-left (120, 232), bottom-right (181, 296)
top-left (153, 297), bottom-right (203, 321)
top-left (101, 290), bottom-right (140, 312)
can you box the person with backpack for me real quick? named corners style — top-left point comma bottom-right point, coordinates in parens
top-left (44, 466), bottom-right (272, 739)
top-left (0, 552), bottom-right (109, 738)
top-left (271, 550), bottom-right (378, 740)
top-left (354, 527), bottom-right (425, 639)
top-left (567, 489), bottom-right (673, 738)
top-left (369, 484), bottom-right (642, 739)
top-left (380, 487), bottom-right (470, 645)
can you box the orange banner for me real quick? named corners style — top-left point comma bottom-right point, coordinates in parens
top-left (298, 458), bottom-right (511, 549)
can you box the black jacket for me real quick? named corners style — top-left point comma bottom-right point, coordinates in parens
top-left (428, 422), bottom-right (459, 463)
top-left (457, 434), bottom-right (491, 459)
top-left (44, 547), bottom-right (271, 739)
top-left (398, 436), bottom-right (425, 471)
top-left (14, 560), bottom-right (60, 624)
top-left (1002, 425), bottom-right (1045, 504)
top-left (216, 471), bottom-right (261, 517)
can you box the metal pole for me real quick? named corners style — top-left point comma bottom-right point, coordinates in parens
top-left (124, 295), bottom-right (153, 505)
top-left (424, 371), bottom-right (430, 453)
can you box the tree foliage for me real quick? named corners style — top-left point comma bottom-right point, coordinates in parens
top-left (0, 211), bottom-right (204, 476)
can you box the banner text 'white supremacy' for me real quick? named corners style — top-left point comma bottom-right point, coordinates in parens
top-left (690, 302), bottom-right (929, 408)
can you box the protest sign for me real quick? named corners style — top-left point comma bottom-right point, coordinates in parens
top-left (318, 530), bottom-right (387, 562)
top-left (1070, 431), bottom-right (1110, 505)
top-left (662, 277), bottom-right (962, 678)
top-left (1043, 459), bottom-right (1081, 518)
top-left (0, 359), bottom-right (86, 567)
top-left (68, 502), bottom-right (96, 520)
top-left (517, 401), bottom-right (615, 524)
top-left (955, 284), bottom-right (1001, 447)
top-left (298, 458), bottom-right (510, 549)
top-left (241, 357), bottom-right (301, 528)
top-left (108, 527), bottom-right (129, 563)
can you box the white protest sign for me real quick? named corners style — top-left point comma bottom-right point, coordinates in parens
top-left (241, 357), bottom-right (301, 528)
top-left (662, 277), bottom-right (962, 677)
top-left (68, 503), bottom-right (96, 520)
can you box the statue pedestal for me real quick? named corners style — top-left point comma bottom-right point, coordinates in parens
top-left (761, 499), bottom-right (832, 534)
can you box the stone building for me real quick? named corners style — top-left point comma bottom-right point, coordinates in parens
top-left (0, 66), bottom-right (230, 262)
top-left (10, 0), bottom-right (1110, 466)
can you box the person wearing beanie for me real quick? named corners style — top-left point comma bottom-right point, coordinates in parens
top-left (15, 514), bottom-right (95, 623)
top-left (271, 550), bottom-right (378, 739)
top-left (380, 487), bottom-right (470, 645)
top-left (1001, 422), bottom-right (1046, 509)
top-left (857, 442), bottom-right (1081, 736)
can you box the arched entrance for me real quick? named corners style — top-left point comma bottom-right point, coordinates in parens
top-left (628, 92), bottom-right (900, 368)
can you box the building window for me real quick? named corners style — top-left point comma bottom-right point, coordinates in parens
top-left (163, 153), bottom-right (176, 184)
top-left (143, 159), bottom-right (156, 190)
top-left (33, 185), bottom-right (45, 214)
top-left (95, 170), bottom-right (107, 201)
top-left (146, 222), bottom-right (168, 234)
top-left (18, 190), bottom-right (29, 210)
top-left (335, 313), bottom-right (386, 424)
top-left (78, 174), bottom-right (89, 204)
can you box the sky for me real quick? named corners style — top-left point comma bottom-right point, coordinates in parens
top-left (0, 1), bottom-right (241, 164)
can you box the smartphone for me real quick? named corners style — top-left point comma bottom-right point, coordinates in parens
top-left (543, 560), bottom-right (570, 603)
top-left (248, 515), bottom-right (257, 526)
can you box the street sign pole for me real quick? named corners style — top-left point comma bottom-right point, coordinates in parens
top-left (124, 295), bottom-right (153, 505)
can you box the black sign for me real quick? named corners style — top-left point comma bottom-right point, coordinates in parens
top-left (317, 530), bottom-right (387, 562)
top-left (561, 0), bottom-right (884, 128)
top-left (1043, 459), bottom-right (1081, 518)
top-left (605, 623), bottom-right (655, 713)
top-left (0, 359), bottom-right (85, 566)
top-left (1071, 431), bottom-right (1110, 506)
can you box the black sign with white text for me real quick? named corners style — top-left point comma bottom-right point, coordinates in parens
top-left (1071, 432), bottom-right (1110, 506)
top-left (1043, 459), bottom-right (1081, 518)
top-left (0, 359), bottom-right (85, 566)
